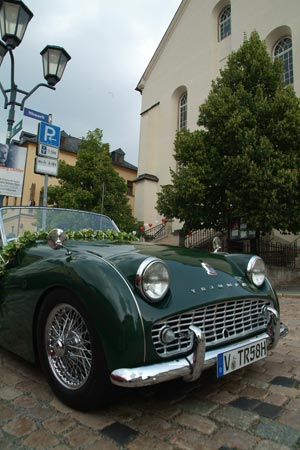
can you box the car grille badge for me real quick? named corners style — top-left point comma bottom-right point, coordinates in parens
top-left (201, 262), bottom-right (217, 276)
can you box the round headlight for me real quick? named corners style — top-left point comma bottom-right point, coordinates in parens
top-left (247, 256), bottom-right (265, 287)
top-left (136, 257), bottom-right (170, 302)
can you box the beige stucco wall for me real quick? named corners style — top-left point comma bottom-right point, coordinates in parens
top-left (135, 0), bottom-right (300, 228)
top-left (112, 163), bottom-right (137, 213)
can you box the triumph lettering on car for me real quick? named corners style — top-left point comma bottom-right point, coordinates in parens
top-left (0, 207), bottom-right (288, 410)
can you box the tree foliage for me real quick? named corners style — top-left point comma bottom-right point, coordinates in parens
top-left (157, 32), bottom-right (300, 234)
top-left (48, 129), bottom-right (136, 231)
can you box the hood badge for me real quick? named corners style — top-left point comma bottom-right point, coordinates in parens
top-left (190, 282), bottom-right (239, 295)
top-left (201, 262), bottom-right (217, 276)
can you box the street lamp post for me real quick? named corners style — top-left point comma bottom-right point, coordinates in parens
top-left (0, 0), bottom-right (71, 206)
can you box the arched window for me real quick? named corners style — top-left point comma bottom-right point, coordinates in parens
top-left (219, 5), bottom-right (231, 41)
top-left (179, 93), bottom-right (187, 129)
top-left (273, 37), bottom-right (294, 85)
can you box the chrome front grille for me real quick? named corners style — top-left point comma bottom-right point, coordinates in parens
top-left (151, 298), bottom-right (271, 357)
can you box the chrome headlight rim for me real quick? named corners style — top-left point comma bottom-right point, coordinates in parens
top-left (247, 255), bottom-right (266, 287)
top-left (135, 257), bottom-right (170, 303)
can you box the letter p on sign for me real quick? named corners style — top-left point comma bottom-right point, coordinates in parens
top-left (38, 122), bottom-right (61, 148)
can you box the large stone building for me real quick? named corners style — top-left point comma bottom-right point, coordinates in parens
top-left (2, 131), bottom-right (137, 213)
top-left (134, 0), bottom-right (300, 229)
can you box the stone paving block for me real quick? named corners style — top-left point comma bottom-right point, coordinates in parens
top-left (0, 386), bottom-right (22, 401)
top-left (244, 371), bottom-right (274, 383)
top-left (278, 409), bottom-right (300, 429)
top-left (269, 384), bottom-right (300, 398)
top-left (270, 375), bottom-right (300, 388)
top-left (255, 417), bottom-right (300, 448)
top-left (176, 397), bottom-right (219, 416)
top-left (170, 428), bottom-right (219, 450)
top-left (27, 404), bottom-right (57, 421)
top-left (48, 446), bottom-right (70, 450)
top-left (87, 436), bottom-right (120, 450)
top-left (0, 367), bottom-right (27, 386)
top-left (286, 397), bottom-right (300, 412)
top-left (264, 391), bottom-right (289, 406)
top-left (50, 396), bottom-right (77, 415)
top-left (0, 438), bottom-right (15, 450)
top-left (253, 401), bottom-right (283, 419)
top-left (69, 409), bottom-right (114, 430)
top-left (266, 353), bottom-right (285, 364)
top-left (239, 376), bottom-right (270, 390)
top-left (65, 425), bottom-right (99, 447)
top-left (173, 411), bottom-right (217, 435)
top-left (239, 385), bottom-right (269, 400)
top-left (129, 413), bottom-right (178, 440)
top-left (206, 389), bottom-right (238, 405)
top-left (211, 405), bottom-right (259, 431)
top-left (128, 434), bottom-right (176, 450)
top-left (222, 381), bottom-right (246, 394)
top-left (139, 401), bottom-right (181, 420)
top-left (102, 422), bottom-right (139, 446)
top-left (262, 362), bottom-right (293, 377)
top-left (230, 396), bottom-right (260, 411)
top-left (3, 416), bottom-right (36, 437)
top-left (210, 426), bottom-right (257, 450)
top-left (13, 394), bottom-right (38, 409)
top-left (22, 429), bottom-right (59, 449)
top-left (253, 440), bottom-right (292, 450)
top-left (42, 415), bottom-right (75, 434)
top-left (0, 405), bottom-right (16, 422)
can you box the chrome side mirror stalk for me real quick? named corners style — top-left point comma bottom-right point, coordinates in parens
top-left (213, 236), bottom-right (222, 253)
top-left (47, 229), bottom-right (72, 256)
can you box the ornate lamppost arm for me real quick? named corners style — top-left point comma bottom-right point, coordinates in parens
top-left (0, 48), bottom-right (56, 144)
top-left (20, 83), bottom-right (55, 110)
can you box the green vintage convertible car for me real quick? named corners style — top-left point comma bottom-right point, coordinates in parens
top-left (0, 206), bottom-right (288, 410)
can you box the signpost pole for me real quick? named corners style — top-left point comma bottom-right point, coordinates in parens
top-left (43, 114), bottom-right (52, 208)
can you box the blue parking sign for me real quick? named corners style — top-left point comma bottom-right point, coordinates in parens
top-left (38, 122), bottom-right (61, 148)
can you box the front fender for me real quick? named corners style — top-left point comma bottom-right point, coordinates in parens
top-left (59, 253), bottom-right (145, 371)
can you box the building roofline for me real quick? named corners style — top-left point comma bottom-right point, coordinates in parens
top-left (135, 0), bottom-right (189, 93)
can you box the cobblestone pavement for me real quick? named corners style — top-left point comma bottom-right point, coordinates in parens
top-left (0, 296), bottom-right (299, 450)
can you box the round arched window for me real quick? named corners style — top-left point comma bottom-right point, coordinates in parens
top-left (273, 37), bottom-right (293, 84)
top-left (179, 93), bottom-right (187, 129)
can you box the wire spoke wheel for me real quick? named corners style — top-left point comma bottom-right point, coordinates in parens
top-left (46, 303), bottom-right (92, 390)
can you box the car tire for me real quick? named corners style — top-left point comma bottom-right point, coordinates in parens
top-left (36, 288), bottom-right (111, 411)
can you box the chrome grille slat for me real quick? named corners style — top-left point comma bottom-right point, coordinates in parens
top-left (152, 298), bottom-right (271, 357)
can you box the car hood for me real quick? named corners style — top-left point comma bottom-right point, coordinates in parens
top-left (67, 241), bottom-right (273, 306)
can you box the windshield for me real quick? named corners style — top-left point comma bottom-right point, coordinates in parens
top-left (0, 207), bottom-right (119, 245)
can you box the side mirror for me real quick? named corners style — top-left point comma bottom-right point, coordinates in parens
top-left (213, 236), bottom-right (222, 253)
top-left (47, 229), bottom-right (67, 250)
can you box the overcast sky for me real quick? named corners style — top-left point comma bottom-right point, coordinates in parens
top-left (0, 0), bottom-right (182, 165)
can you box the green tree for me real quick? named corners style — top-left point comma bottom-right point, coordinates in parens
top-left (157, 32), bottom-right (300, 234)
top-left (48, 129), bottom-right (136, 231)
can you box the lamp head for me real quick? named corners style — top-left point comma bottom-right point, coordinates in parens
top-left (0, 0), bottom-right (33, 49)
top-left (40, 45), bottom-right (71, 86)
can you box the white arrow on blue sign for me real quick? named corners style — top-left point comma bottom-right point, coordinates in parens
top-left (38, 122), bottom-right (61, 148)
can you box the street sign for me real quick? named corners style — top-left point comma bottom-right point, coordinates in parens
top-left (11, 120), bottom-right (23, 139)
top-left (24, 107), bottom-right (49, 122)
top-left (34, 156), bottom-right (59, 176)
top-left (37, 143), bottom-right (59, 159)
top-left (38, 122), bottom-right (61, 148)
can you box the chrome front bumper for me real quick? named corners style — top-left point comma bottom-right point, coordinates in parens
top-left (110, 307), bottom-right (288, 388)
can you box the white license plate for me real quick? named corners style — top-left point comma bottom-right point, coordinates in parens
top-left (217, 339), bottom-right (267, 377)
